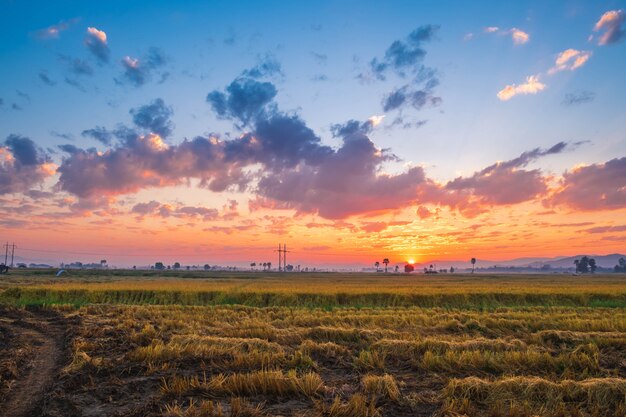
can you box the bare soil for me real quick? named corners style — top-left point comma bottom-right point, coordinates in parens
top-left (0, 308), bottom-right (71, 417)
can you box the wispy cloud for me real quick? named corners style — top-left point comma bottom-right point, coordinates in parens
top-left (34, 18), bottom-right (79, 39)
top-left (594, 9), bottom-right (625, 45)
top-left (497, 75), bottom-right (546, 101)
top-left (548, 49), bottom-right (592, 75)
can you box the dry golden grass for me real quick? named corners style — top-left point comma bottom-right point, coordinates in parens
top-left (12, 273), bottom-right (624, 416)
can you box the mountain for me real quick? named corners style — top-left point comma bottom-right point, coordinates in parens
top-left (416, 254), bottom-right (626, 270)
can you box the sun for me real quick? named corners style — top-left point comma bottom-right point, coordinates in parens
top-left (408, 259), bottom-right (415, 264)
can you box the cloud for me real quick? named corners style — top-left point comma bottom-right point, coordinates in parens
top-left (34, 18), bottom-right (79, 39)
top-left (81, 126), bottom-right (113, 146)
top-left (443, 142), bottom-right (572, 212)
top-left (562, 91), bottom-right (595, 106)
top-left (56, 133), bottom-right (250, 198)
top-left (548, 157), bottom-right (626, 211)
top-left (130, 98), bottom-right (174, 138)
top-left (330, 117), bottom-right (383, 138)
top-left (84, 27), bottom-right (109, 63)
top-left (207, 78), bottom-right (277, 126)
top-left (594, 9), bottom-right (625, 45)
top-left (482, 26), bottom-right (529, 44)
top-left (241, 55), bottom-right (283, 78)
top-left (548, 49), bottom-right (592, 75)
top-left (132, 200), bottom-right (219, 221)
top-left (369, 25), bottom-right (439, 79)
top-left (382, 83), bottom-right (441, 112)
top-left (497, 75), bottom-right (546, 101)
top-left (509, 28), bottom-right (530, 44)
top-left (1, 135), bottom-right (55, 195)
top-left (119, 47), bottom-right (168, 86)
top-left (584, 225), bottom-right (626, 234)
top-left (59, 55), bottom-right (94, 76)
top-left (311, 52), bottom-right (328, 65)
top-left (39, 72), bottom-right (56, 86)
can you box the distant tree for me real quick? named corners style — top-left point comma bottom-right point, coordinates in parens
top-left (615, 258), bottom-right (626, 273)
top-left (575, 257), bottom-right (590, 273)
top-left (286, 264), bottom-right (294, 272)
top-left (267, 262), bottom-right (272, 271)
top-left (589, 258), bottom-right (597, 274)
top-left (471, 258), bottom-right (476, 273)
top-left (250, 262), bottom-right (256, 270)
top-left (203, 264), bottom-right (210, 271)
top-left (404, 264), bottom-right (415, 273)
top-left (450, 266), bottom-right (455, 273)
top-left (155, 262), bottom-right (165, 270)
top-left (383, 258), bottom-right (390, 273)
top-left (173, 262), bottom-right (181, 270)
top-left (395, 265), bottom-right (399, 273)
top-left (186, 266), bottom-right (190, 270)
top-left (374, 261), bottom-right (380, 272)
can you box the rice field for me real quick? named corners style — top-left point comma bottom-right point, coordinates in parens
top-left (1, 271), bottom-right (625, 416)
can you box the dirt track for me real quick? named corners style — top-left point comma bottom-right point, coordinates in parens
top-left (0, 308), bottom-right (69, 417)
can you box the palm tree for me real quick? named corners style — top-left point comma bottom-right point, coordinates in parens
top-left (383, 258), bottom-right (390, 273)
top-left (262, 262), bottom-right (267, 271)
top-left (267, 262), bottom-right (272, 271)
top-left (250, 262), bottom-right (256, 270)
top-left (395, 265), bottom-right (399, 273)
top-left (471, 258), bottom-right (476, 273)
top-left (374, 261), bottom-right (380, 272)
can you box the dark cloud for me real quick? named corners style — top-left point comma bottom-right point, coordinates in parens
top-left (120, 47), bottom-right (168, 87)
top-left (81, 126), bottom-right (114, 146)
top-left (11, 103), bottom-right (22, 111)
top-left (382, 84), bottom-right (441, 112)
top-left (50, 131), bottom-right (74, 141)
top-left (562, 91), bottom-right (595, 106)
top-left (330, 119), bottom-right (378, 138)
top-left (369, 25), bottom-right (439, 79)
top-left (548, 157), bottom-right (626, 211)
top-left (256, 131), bottom-right (430, 218)
top-left (207, 78), bottom-right (277, 126)
top-left (59, 55), bottom-right (94, 76)
top-left (16, 90), bottom-right (30, 103)
top-left (241, 55), bottom-right (283, 79)
top-left (311, 52), bottom-right (328, 65)
top-left (130, 98), bottom-right (174, 138)
top-left (39, 72), bottom-right (56, 86)
top-left (363, 27), bottom-right (442, 113)
top-left (132, 200), bottom-right (219, 221)
top-left (84, 27), bottom-right (109, 63)
top-left (64, 77), bottom-right (87, 92)
top-left (311, 74), bottom-right (328, 82)
top-left (1, 135), bottom-right (53, 195)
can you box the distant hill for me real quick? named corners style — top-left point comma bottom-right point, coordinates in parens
top-left (526, 254), bottom-right (626, 269)
top-left (417, 254), bottom-right (626, 270)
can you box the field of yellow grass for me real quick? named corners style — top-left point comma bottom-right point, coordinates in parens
top-left (1, 271), bottom-right (625, 416)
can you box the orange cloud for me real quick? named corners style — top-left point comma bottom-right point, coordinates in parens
top-left (548, 49), bottom-right (592, 75)
top-left (497, 75), bottom-right (546, 101)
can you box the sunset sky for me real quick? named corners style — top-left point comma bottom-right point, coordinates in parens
top-left (1, 1), bottom-right (625, 268)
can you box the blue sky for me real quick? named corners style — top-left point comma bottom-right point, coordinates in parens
top-left (1, 0), bottom-right (625, 266)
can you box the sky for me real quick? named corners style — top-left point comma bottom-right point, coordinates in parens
top-left (1, 0), bottom-right (625, 268)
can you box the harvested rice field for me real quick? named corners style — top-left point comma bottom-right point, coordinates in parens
top-left (1, 272), bottom-right (625, 416)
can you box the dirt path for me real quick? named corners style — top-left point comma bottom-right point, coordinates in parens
top-left (0, 309), bottom-right (68, 417)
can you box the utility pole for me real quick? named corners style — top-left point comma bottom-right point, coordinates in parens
top-left (3, 242), bottom-right (8, 265)
top-left (10, 243), bottom-right (16, 268)
top-left (275, 243), bottom-right (290, 272)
